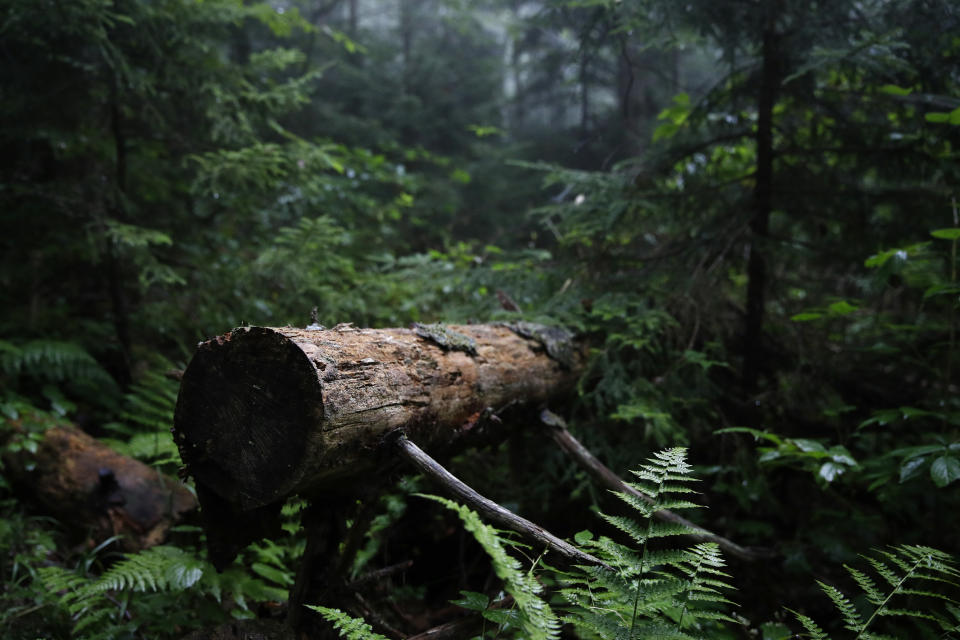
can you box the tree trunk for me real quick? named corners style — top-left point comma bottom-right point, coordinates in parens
top-left (2, 423), bottom-right (197, 551)
top-left (173, 323), bottom-right (582, 513)
top-left (742, 22), bottom-right (780, 396)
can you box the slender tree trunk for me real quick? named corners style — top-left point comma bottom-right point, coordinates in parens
top-left (579, 52), bottom-right (590, 135)
top-left (742, 24), bottom-right (780, 395)
top-left (399, 0), bottom-right (415, 90)
top-left (617, 38), bottom-right (634, 132)
top-left (398, 0), bottom-right (419, 144)
top-left (510, 25), bottom-right (525, 130)
top-left (348, 0), bottom-right (357, 35)
top-left (108, 83), bottom-right (132, 386)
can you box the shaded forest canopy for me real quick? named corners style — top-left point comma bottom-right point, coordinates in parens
top-left (2, 0), bottom-right (960, 638)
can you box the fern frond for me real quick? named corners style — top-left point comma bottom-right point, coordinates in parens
top-left (675, 543), bottom-right (737, 631)
top-left (659, 483), bottom-right (700, 494)
top-left (1, 340), bottom-right (116, 389)
top-left (867, 556), bottom-right (903, 588)
top-left (38, 565), bottom-right (98, 614)
top-left (419, 494), bottom-right (561, 640)
top-left (624, 480), bottom-right (658, 499)
top-left (896, 586), bottom-right (960, 603)
top-left (561, 448), bottom-right (737, 639)
top-left (105, 431), bottom-right (181, 464)
top-left (646, 521), bottom-right (701, 540)
top-left (818, 581), bottom-right (864, 633)
top-left (306, 606), bottom-right (389, 640)
top-left (613, 489), bottom-right (656, 517)
top-left (652, 448), bottom-right (695, 472)
top-left (587, 536), bottom-right (645, 575)
top-left (92, 546), bottom-right (205, 592)
top-left (787, 608), bottom-right (831, 639)
top-left (846, 565), bottom-right (884, 605)
top-left (601, 513), bottom-right (650, 546)
top-left (36, 542), bottom-right (291, 638)
top-left (875, 607), bottom-right (944, 622)
top-left (796, 545), bottom-right (960, 639)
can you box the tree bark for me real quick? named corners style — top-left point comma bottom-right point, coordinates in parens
top-left (2, 423), bottom-right (197, 551)
top-left (173, 323), bottom-right (582, 514)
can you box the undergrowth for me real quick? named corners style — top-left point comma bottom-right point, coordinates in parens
top-left (790, 545), bottom-right (960, 639)
top-left (0, 359), bottom-right (301, 640)
top-left (309, 448), bottom-right (960, 640)
top-left (557, 447), bottom-right (738, 640)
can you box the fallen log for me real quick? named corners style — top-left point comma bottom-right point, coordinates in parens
top-left (173, 323), bottom-right (581, 512)
top-left (2, 423), bottom-right (197, 551)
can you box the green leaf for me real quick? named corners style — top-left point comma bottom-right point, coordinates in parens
top-left (792, 439), bottom-right (827, 454)
top-left (574, 530), bottom-right (594, 545)
top-left (452, 590), bottom-right (489, 612)
top-left (716, 426), bottom-right (783, 444)
top-left (864, 246), bottom-right (921, 268)
top-left (791, 312), bottom-right (823, 322)
top-left (828, 445), bottom-right (857, 466)
top-left (819, 462), bottom-right (846, 483)
top-left (878, 84), bottom-right (913, 96)
top-left (926, 107), bottom-right (960, 125)
top-left (900, 456), bottom-right (927, 483)
top-left (827, 300), bottom-right (858, 315)
top-left (930, 456), bottom-right (960, 488)
top-left (760, 621), bottom-right (793, 640)
top-left (468, 124), bottom-right (502, 137)
top-left (1, 402), bottom-right (19, 420)
top-left (450, 168), bottom-right (471, 184)
top-left (251, 562), bottom-right (293, 586)
top-left (893, 444), bottom-right (946, 459)
top-left (931, 228), bottom-right (960, 240)
top-left (923, 283), bottom-right (960, 299)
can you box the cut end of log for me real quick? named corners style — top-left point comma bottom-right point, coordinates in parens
top-left (173, 327), bottom-right (325, 510)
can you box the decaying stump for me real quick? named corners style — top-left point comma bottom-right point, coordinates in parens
top-left (2, 423), bottom-right (197, 551)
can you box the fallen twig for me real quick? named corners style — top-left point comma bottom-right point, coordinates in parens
top-left (391, 432), bottom-right (609, 569)
top-left (539, 409), bottom-right (776, 562)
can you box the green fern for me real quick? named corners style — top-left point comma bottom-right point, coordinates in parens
top-left (559, 447), bottom-right (737, 639)
top-left (91, 545), bottom-right (205, 593)
top-left (306, 606), bottom-right (390, 640)
top-left (37, 543), bottom-right (290, 639)
top-left (789, 545), bottom-right (960, 639)
top-left (0, 339), bottom-right (116, 390)
top-left (101, 357), bottom-right (182, 466)
top-left (419, 493), bottom-right (562, 640)
top-left (121, 364), bottom-right (180, 432)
